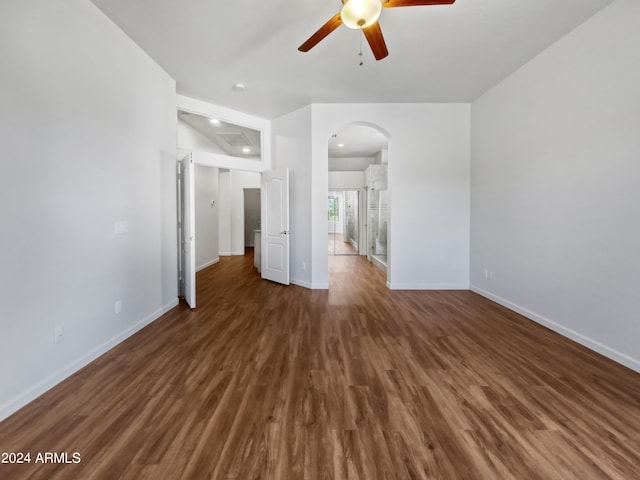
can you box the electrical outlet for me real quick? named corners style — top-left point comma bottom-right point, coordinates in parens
top-left (54, 326), bottom-right (64, 344)
top-left (115, 300), bottom-right (122, 315)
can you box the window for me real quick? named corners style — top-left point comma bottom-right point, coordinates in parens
top-left (328, 196), bottom-right (339, 222)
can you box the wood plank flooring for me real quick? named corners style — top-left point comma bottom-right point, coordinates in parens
top-left (1, 254), bottom-right (640, 479)
top-left (329, 234), bottom-right (358, 255)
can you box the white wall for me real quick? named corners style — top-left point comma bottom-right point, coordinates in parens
top-left (311, 105), bottom-right (471, 290)
top-left (0, 0), bottom-right (177, 420)
top-left (271, 106), bottom-right (313, 288)
top-left (178, 119), bottom-right (225, 155)
top-left (470, 0), bottom-right (640, 372)
top-left (195, 165), bottom-right (219, 271)
top-left (328, 156), bottom-right (375, 171)
top-left (328, 171), bottom-right (366, 190)
top-left (376, 149), bottom-right (389, 165)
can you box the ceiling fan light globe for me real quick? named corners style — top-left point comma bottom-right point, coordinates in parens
top-left (341, 0), bottom-right (382, 30)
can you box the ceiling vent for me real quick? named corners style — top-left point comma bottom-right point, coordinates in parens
top-left (216, 131), bottom-right (252, 147)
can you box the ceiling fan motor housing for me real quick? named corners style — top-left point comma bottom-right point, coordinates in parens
top-left (341, 0), bottom-right (383, 30)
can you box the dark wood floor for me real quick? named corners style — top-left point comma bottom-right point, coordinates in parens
top-left (2, 254), bottom-right (640, 479)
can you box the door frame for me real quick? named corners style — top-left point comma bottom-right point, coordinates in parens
top-left (178, 153), bottom-right (196, 308)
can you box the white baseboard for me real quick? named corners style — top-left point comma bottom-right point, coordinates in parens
top-left (290, 278), bottom-right (328, 290)
top-left (219, 251), bottom-right (232, 256)
top-left (0, 298), bottom-right (180, 422)
top-left (291, 278), bottom-right (312, 289)
top-left (387, 282), bottom-right (469, 290)
top-left (471, 285), bottom-right (640, 374)
top-left (231, 251), bottom-right (245, 256)
top-left (369, 256), bottom-right (387, 272)
top-left (196, 258), bottom-right (219, 272)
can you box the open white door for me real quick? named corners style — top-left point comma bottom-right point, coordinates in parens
top-left (262, 167), bottom-right (290, 285)
top-left (181, 154), bottom-right (196, 308)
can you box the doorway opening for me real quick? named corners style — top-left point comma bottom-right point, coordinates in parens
top-left (175, 105), bottom-right (277, 306)
top-left (328, 190), bottom-right (359, 256)
top-left (244, 187), bottom-right (261, 270)
top-left (327, 122), bottom-right (389, 280)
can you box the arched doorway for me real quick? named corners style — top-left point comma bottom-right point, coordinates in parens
top-left (327, 122), bottom-right (390, 277)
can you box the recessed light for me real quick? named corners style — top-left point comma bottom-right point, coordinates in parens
top-left (209, 118), bottom-right (220, 125)
top-left (337, 143), bottom-right (345, 148)
top-left (242, 147), bottom-right (251, 154)
top-left (233, 83), bottom-right (246, 92)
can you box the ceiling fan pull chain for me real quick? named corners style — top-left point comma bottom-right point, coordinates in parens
top-left (359, 30), bottom-right (364, 66)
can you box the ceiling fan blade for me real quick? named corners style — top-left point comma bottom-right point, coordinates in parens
top-left (298, 13), bottom-right (343, 52)
top-left (363, 22), bottom-right (388, 61)
top-left (383, 0), bottom-right (455, 7)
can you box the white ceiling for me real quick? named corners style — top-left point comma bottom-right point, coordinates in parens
top-left (90, 0), bottom-right (613, 120)
top-left (329, 123), bottom-right (388, 157)
top-left (178, 111), bottom-right (262, 158)
top-left (328, 123), bottom-right (388, 171)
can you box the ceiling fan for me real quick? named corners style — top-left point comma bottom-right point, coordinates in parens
top-left (298, 0), bottom-right (456, 61)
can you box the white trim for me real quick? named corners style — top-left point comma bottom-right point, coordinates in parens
top-left (290, 278), bottom-right (328, 290)
top-left (471, 285), bottom-right (640, 374)
top-left (177, 94), bottom-right (269, 132)
top-left (0, 299), bottom-right (179, 422)
top-left (192, 151), bottom-right (264, 173)
top-left (196, 258), bottom-right (219, 272)
top-left (387, 282), bottom-right (469, 290)
top-left (291, 278), bottom-right (312, 289)
top-left (369, 255), bottom-right (387, 272)
top-left (231, 250), bottom-right (245, 256)
top-left (219, 251), bottom-right (232, 256)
